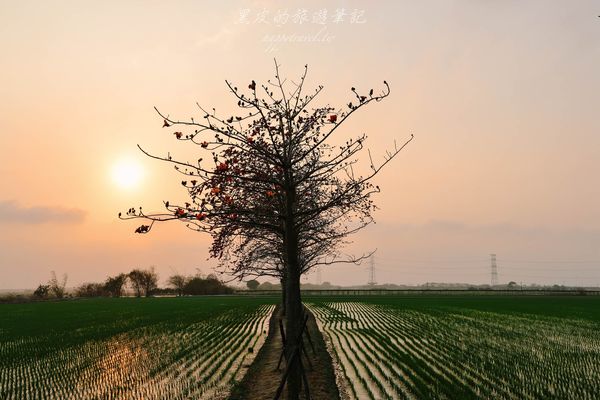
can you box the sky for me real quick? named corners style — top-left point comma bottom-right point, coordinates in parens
top-left (1, 1), bottom-right (599, 290)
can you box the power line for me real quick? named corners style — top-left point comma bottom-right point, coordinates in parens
top-left (374, 264), bottom-right (599, 272)
top-left (375, 258), bottom-right (600, 264)
top-left (501, 259), bottom-right (600, 264)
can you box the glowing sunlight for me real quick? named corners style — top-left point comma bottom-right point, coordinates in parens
top-left (111, 158), bottom-right (143, 190)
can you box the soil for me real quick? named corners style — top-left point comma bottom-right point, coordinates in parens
top-left (229, 305), bottom-right (341, 400)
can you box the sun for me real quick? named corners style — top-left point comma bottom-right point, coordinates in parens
top-left (111, 159), bottom-right (143, 189)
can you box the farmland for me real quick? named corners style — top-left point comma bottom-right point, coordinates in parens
top-left (308, 296), bottom-right (600, 400)
top-left (2, 295), bottom-right (600, 400)
top-left (0, 297), bottom-right (276, 400)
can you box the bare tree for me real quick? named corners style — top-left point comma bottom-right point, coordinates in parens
top-left (48, 271), bottom-right (68, 299)
top-left (104, 273), bottom-right (128, 297)
top-left (139, 267), bottom-right (158, 297)
top-left (128, 269), bottom-right (146, 297)
top-left (168, 274), bottom-right (188, 296)
top-left (121, 61), bottom-right (411, 399)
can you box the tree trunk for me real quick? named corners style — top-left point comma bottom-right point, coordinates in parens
top-left (283, 219), bottom-right (302, 399)
top-left (283, 165), bottom-right (302, 400)
top-left (285, 257), bottom-right (302, 400)
top-left (280, 271), bottom-right (287, 316)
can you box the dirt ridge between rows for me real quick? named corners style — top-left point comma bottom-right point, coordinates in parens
top-left (229, 304), bottom-right (341, 400)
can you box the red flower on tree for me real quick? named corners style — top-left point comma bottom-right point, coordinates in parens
top-left (328, 115), bottom-right (337, 123)
top-left (175, 208), bottom-right (186, 218)
top-left (174, 132), bottom-right (183, 139)
top-left (196, 213), bottom-right (207, 221)
top-left (201, 141), bottom-right (209, 148)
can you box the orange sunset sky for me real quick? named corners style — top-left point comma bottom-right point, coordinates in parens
top-left (1, 1), bottom-right (599, 289)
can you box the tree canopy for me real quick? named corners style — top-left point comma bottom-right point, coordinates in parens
top-left (120, 61), bottom-right (411, 400)
top-left (121, 61), bottom-right (411, 283)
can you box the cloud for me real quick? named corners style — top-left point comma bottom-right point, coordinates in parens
top-left (0, 201), bottom-right (86, 224)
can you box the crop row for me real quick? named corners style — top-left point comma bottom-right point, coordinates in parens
top-left (0, 303), bottom-right (274, 399)
top-left (308, 301), bottom-right (600, 400)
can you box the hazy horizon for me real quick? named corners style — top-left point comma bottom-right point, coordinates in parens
top-left (1, 1), bottom-right (599, 290)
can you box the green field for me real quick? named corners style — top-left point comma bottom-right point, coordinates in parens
top-left (0, 296), bottom-right (276, 400)
top-left (307, 296), bottom-right (600, 400)
top-left (2, 295), bottom-right (600, 400)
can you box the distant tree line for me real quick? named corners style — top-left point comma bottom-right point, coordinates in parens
top-left (25, 268), bottom-right (233, 301)
top-left (163, 273), bottom-right (234, 296)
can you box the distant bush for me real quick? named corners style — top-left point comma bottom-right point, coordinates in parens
top-left (149, 287), bottom-right (178, 296)
top-left (246, 280), bottom-right (260, 290)
top-left (0, 293), bottom-right (32, 304)
top-left (75, 283), bottom-right (106, 298)
top-left (184, 277), bottom-right (234, 295)
top-left (33, 284), bottom-right (50, 299)
top-left (257, 281), bottom-right (281, 291)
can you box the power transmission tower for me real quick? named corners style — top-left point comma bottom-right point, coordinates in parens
top-left (490, 253), bottom-right (498, 286)
top-left (368, 254), bottom-right (377, 286)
